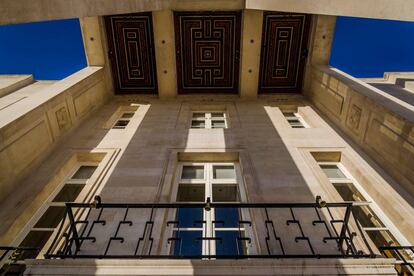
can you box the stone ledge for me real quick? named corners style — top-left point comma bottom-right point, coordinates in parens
top-left (0, 75), bottom-right (34, 98)
top-left (0, 66), bottom-right (103, 129)
top-left (25, 258), bottom-right (397, 275)
top-left (314, 65), bottom-right (414, 123)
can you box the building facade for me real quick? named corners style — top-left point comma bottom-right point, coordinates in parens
top-left (0, 1), bottom-right (413, 275)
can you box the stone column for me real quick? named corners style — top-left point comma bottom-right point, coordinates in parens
top-left (308, 15), bottom-right (336, 65)
top-left (152, 10), bottom-right (178, 99)
top-left (302, 15), bottom-right (336, 95)
top-left (239, 9), bottom-right (263, 99)
top-left (80, 16), bottom-right (114, 96)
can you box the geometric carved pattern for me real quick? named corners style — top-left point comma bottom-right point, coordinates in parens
top-left (347, 104), bottom-right (362, 131)
top-left (174, 11), bottom-right (241, 94)
top-left (105, 13), bottom-right (157, 94)
top-left (259, 12), bottom-right (311, 93)
top-left (55, 107), bottom-right (70, 130)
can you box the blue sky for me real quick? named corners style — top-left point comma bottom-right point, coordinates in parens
top-left (0, 19), bottom-right (86, 80)
top-left (330, 17), bottom-right (414, 78)
top-left (0, 16), bottom-right (413, 80)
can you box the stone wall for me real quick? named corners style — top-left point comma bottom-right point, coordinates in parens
top-left (305, 64), bottom-right (414, 199)
top-left (0, 67), bottom-right (111, 202)
top-left (0, 94), bottom-right (408, 274)
top-left (0, 75), bottom-right (34, 98)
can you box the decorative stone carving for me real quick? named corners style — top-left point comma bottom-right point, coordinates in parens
top-left (259, 12), bottom-right (311, 93)
top-left (105, 12), bottom-right (157, 94)
top-left (347, 104), bottom-right (362, 131)
top-left (55, 107), bottom-right (70, 130)
top-left (174, 11), bottom-right (241, 94)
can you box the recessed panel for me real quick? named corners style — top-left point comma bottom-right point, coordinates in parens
top-left (174, 11), bottom-right (241, 94)
top-left (34, 206), bottom-right (66, 228)
top-left (105, 12), bottom-right (157, 94)
top-left (259, 12), bottom-right (311, 93)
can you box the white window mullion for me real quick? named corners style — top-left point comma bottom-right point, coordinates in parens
top-left (190, 111), bottom-right (227, 129)
top-left (173, 161), bottom-right (253, 256)
top-left (205, 163), bottom-right (214, 255)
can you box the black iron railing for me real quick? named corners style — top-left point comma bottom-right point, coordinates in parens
top-left (379, 246), bottom-right (414, 275)
top-left (0, 246), bottom-right (39, 275)
top-left (43, 196), bottom-right (375, 259)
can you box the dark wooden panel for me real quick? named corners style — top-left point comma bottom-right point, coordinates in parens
top-left (174, 11), bottom-right (241, 94)
top-left (105, 12), bottom-right (157, 94)
top-left (259, 12), bottom-right (311, 93)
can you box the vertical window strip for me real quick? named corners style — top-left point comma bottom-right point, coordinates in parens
top-left (113, 111), bottom-right (136, 129)
top-left (173, 162), bottom-right (248, 256)
top-left (16, 163), bottom-right (99, 259)
top-left (318, 161), bottom-right (403, 250)
top-left (283, 112), bottom-right (308, 128)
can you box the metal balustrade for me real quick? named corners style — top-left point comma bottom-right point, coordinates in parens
top-left (379, 246), bottom-right (414, 275)
top-left (43, 196), bottom-right (375, 259)
top-left (0, 246), bottom-right (39, 275)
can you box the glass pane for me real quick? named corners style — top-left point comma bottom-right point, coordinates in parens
top-left (176, 208), bottom-right (203, 227)
top-left (177, 184), bottom-right (205, 202)
top-left (181, 166), bottom-right (204, 179)
top-left (71, 165), bottom-right (97, 179)
top-left (113, 119), bottom-right (129, 128)
top-left (211, 112), bottom-right (224, 118)
top-left (332, 182), bottom-right (366, 202)
top-left (212, 120), bottom-right (226, 128)
top-left (173, 231), bottom-right (202, 257)
top-left (287, 118), bottom-right (301, 123)
top-left (366, 230), bottom-right (399, 248)
top-left (283, 113), bottom-right (295, 117)
top-left (18, 230), bottom-right (53, 259)
top-left (121, 112), bottom-right (134, 119)
top-left (320, 164), bottom-right (347, 179)
top-left (34, 206), bottom-right (66, 228)
top-left (52, 184), bottom-right (85, 202)
top-left (292, 125), bottom-right (305, 128)
top-left (191, 120), bottom-right (205, 129)
top-left (288, 119), bottom-right (304, 127)
top-left (353, 205), bottom-right (385, 228)
top-left (192, 112), bottom-right (206, 118)
top-left (215, 207), bottom-right (239, 227)
top-left (212, 185), bottom-right (238, 202)
top-left (215, 231), bottom-right (244, 256)
top-left (213, 166), bottom-right (235, 179)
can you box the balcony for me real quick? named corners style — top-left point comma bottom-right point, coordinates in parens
top-left (1, 197), bottom-right (413, 275)
top-left (43, 196), bottom-right (374, 259)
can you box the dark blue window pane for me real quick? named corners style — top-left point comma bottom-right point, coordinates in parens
top-left (215, 231), bottom-right (243, 256)
top-left (177, 208), bottom-right (203, 227)
top-left (173, 231), bottom-right (202, 256)
top-left (215, 208), bottom-right (239, 227)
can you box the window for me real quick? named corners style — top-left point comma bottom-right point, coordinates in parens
top-left (190, 112), bottom-right (227, 129)
top-left (17, 164), bottom-right (98, 259)
top-left (172, 162), bottom-right (248, 256)
top-left (318, 162), bottom-right (401, 249)
top-left (112, 111), bottom-right (135, 129)
top-left (283, 112), bottom-right (307, 128)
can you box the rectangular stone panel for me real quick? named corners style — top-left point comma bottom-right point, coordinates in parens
top-left (105, 12), bottom-right (157, 94)
top-left (259, 12), bottom-right (311, 93)
top-left (174, 11), bottom-right (241, 94)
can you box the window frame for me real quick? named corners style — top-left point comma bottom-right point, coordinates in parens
top-left (283, 112), bottom-right (308, 128)
top-left (317, 161), bottom-right (408, 248)
top-left (112, 111), bottom-right (136, 129)
top-left (170, 161), bottom-right (254, 256)
top-left (190, 111), bottom-right (228, 129)
top-left (12, 162), bottom-right (100, 259)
